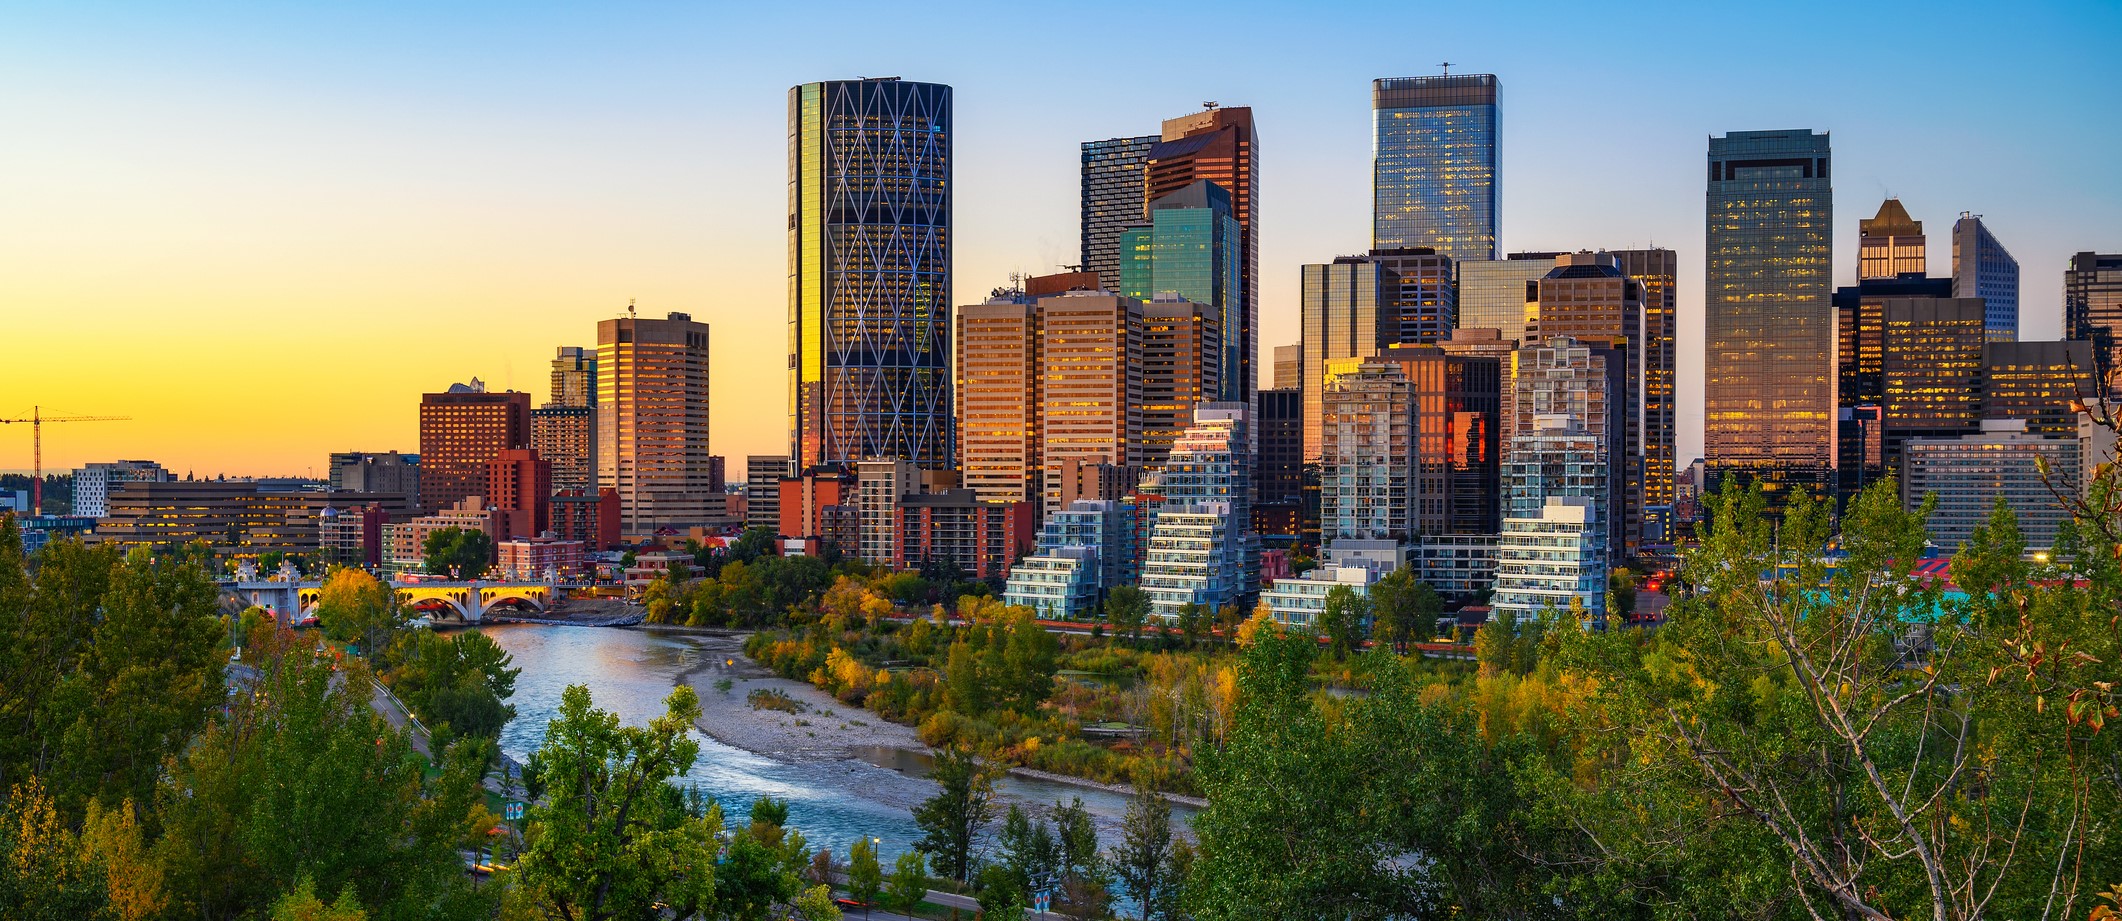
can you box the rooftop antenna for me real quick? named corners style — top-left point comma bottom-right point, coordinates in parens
top-left (1202, 100), bottom-right (1218, 110)
top-left (628, 298), bottom-right (637, 319)
top-left (1439, 61), bottom-right (1452, 75)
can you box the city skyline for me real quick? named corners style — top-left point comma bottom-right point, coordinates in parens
top-left (4, 1), bottom-right (2119, 476)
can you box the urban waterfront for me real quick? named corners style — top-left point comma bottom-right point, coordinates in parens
top-left (475, 623), bottom-right (1191, 862)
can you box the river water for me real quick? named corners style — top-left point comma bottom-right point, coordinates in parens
top-left (476, 623), bottom-right (1191, 863)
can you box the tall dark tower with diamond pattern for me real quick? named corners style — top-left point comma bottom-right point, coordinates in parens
top-left (787, 78), bottom-right (954, 472)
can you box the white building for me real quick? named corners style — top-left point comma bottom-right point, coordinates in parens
top-left (1002, 548), bottom-right (1100, 620)
top-left (1260, 563), bottom-right (1376, 629)
top-left (1492, 497), bottom-right (1606, 625)
top-left (1141, 403), bottom-right (1258, 620)
top-left (73, 460), bottom-right (170, 518)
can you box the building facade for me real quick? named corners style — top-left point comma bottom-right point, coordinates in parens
top-left (1454, 254), bottom-right (1556, 344)
top-left (1146, 107), bottom-right (1257, 402)
top-left (1901, 421), bottom-right (2078, 550)
top-left (1858, 198), bottom-right (1926, 279)
top-left (1526, 252), bottom-right (1645, 545)
top-left (2066, 252), bottom-right (2122, 387)
top-left (1119, 182), bottom-right (1242, 404)
top-left (1038, 292), bottom-right (1145, 515)
top-left (1140, 404), bottom-right (1257, 619)
top-left (1612, 248), bottom-right (1679, 513)
top-left (788, 77), bottom-right (953, 470)
top-left (955, 293), bottom-right (1041, 506)
top-left (1951, 213), bottom-right (2018, 342)
top-left (72, 460), bottom-right (171, 519)
top-left (1371, 74), bottom-right (1500, 262)
top-left (892, 491), bottom-right (1035, 580)
top-left (597, 311), bottom-right (714, 534)
top-left (1705, 130), bottom-right (1834, 494)
top-left (1507, 337), bottom-right (1624, 560)
top-left (1983, 340), bottom-right (2097, 435)
top-left (1879, 297), bottom-right (1987, 466)
top-left (1080, 135), bottom-right (1157, 286)
top-left (532, 404), bottom-right (596, 494)
top-left (418, 382), bottom-right (531, 515)
top-left (1300, 257), bottom-right (1398, 461)
top-left (485, 448), bottom-right (551, 539)
top-left (744, 455), bottom-right (790, 534)
top-left (1492, 496), bottom-right (1606, 625)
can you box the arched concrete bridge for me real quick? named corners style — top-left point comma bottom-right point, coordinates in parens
top-left (224, 568), bottom-right (554, 624)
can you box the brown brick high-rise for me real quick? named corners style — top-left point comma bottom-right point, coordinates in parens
top-left (418, 384), bottom-right (530, 515)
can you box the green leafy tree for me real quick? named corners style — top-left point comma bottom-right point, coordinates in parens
top-left (269, 877), bottom-right (369, 921)
top-left (1051, 796), bottom-right (1099, 885)
top-left (1547, 480), bottom-right (2122, 919)
top-left (792, 884), bottom-right (843, 921)
top-left (514, 684), bottom-right (723, 920)
top-left (1175, 603), bottom-right (1204, 649)
top-left (0, 525), bottom-right (117, 795)
top-left (998, 804), bottom-right (1060, 898)
top-left (1370, 568), bottom-right (1442, 652)
top-left (847, 835), bottom-right (883, 907)
top-left (883, 850), bottom-right (929, 915)
top-left (976, 863), bottom-right (1028, 921)
top-left (714, 831), bottom-right (798, 921)
top-left (385, 629), bottom-right (519, 739)
top-left (151, 631), bottom-right (493, 921)
top-left (420, 526), bottom-right (492, 580)
top-left (1112, 780), bottom-right (1181, 921)
top-left (315, 566), bottom-right (402, 657)
top-left (1104, 586), bottom-right (1148, 646)
top-left (1319, 584), bottom-right (1371, 661)
top-left (1186, 631), bottom-right (1413, 920)
top-left (45, 545), bottom-right (225, 819)
top-left (911, 745), bottom-right (999, 884)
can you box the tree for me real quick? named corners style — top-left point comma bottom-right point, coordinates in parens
top-left (714, 831), bottom-right (798, 921)
top-left (998, 804), bottom-right (1060, 899)
top-left (151, 631), bottom-right (493, 921)
top-left (44, 544), bottom-right (225, 820)
top-left (792, 884), bottom-right (843, 921)
top-left (1112, 781), bottom-right (1178, 921)
top-left (0, 528), bottom-right (115, 803)
top-left (1051, 796), bottom-right (1099, 884)
top-left (1370, 568), bottom-right (1441, 653)
top-left (1549, 479), bottom-right (2122, 920)
top-left (385, 629), bottom-right (519, 739)
top-left (269, 878), bottom-right (369, 921)
top-left (1605, 567), bottom-right (1637, 620)
top-left (0, 777), bottom-right (111, 921)
top-left (421, 526), bottom-right (492, 580)
top-left (911, 745), bottom-right (999, 884)
top-left (80, 799), bottom-right (166, 921)
top-left (315, 567), bottom-right (401, 656)
top-left (514, 684), bottom-right (723, 921)
top-left (1105, 586), bottom-right (1149, 645)
top-left (847, 835), bottom-right (883, 907)
top-left (976, 863), bottom-right (1028, 921)
top-left (1319, 584), bottom-right (1370, 661)
top-left (1186, 631), bottom-right (1414, 920)
top-left (1175, 602), bottom-right (1204, 649)
top-left (884, 850), bottom-right (929, 915)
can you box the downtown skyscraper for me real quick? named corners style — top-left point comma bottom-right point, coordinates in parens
top-left (788, 77), bottom-right (953, 471)
top-left (1080, 135), bottom-right (1156, 286)
top-left (1372, 74), bottom-right (1500, 261)
top-left (1146, 107), bottom-right (1257, 400)
top-left (1705, 130), bottom-right (1834, 493)
top-left (598, 311), bottom-right (714, 533)
top-left (1951, 213), bottom-right (2020, 342)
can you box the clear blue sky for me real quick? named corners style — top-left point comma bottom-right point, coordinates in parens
top-left (2, 0), bottom-right (2117, 474)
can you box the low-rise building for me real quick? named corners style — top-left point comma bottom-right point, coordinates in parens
top-left (891, 490), bottom-right (1035, 580)
top-left (96, 480), bottom-right (411, 560)
top-left (1902, 419), bottom-right (2079, 550)
top-left (1492, 497), bottom-right (1606, 625)
top-left (385, 496), bottom-right (502, 575)
top-left (1260, 563), bottom-right (1376, 629)
top-left (1409, 533), bottom-right (1499, 599)
top-left (496, 536), bottom-right (586, 581)
top-left (1002, 548), bottom-right (1101, 620)
top-left (552, 487), bottom-right (621, 551)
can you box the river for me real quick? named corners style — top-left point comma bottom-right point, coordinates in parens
top-left (475, 623), bottom-right (1193, 863)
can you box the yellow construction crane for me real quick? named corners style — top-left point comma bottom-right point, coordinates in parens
top-left (1, 406), bottom-right (131, 516)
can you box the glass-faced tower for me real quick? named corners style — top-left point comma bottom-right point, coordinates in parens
top-left (788, 78), bottom-right (954, 471)
top-left (1372, 74), bottom-right (1500, 261)
top-left (1704, 130), bottom-right (1834, 495)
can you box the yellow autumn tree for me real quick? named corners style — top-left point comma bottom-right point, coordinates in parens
top-left (81, 799), bottom-right (166, 921)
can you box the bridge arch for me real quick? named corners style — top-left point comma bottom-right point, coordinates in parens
top-left (476, 585), bottom-right (550, 618)
top-left (396, 586), bottom-right (475, 621)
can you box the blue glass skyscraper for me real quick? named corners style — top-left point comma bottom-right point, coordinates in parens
top-left (1372, 74), bottom-right (1500, 261)
top-left (1119, 180), bottom-right (1244, 404)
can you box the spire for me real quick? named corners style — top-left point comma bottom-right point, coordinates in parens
top-left (1861, 198), bottom-right (1922, 237)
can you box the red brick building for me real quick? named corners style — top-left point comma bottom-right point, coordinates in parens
top-left (418, 382), bottom-right (531, 515)
top-left (486, 448), bottom-right (552, 538)
top-left (552, 487), bottom-right (620, 552)
top-left (892, 490), bottom-right (1035, 579)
